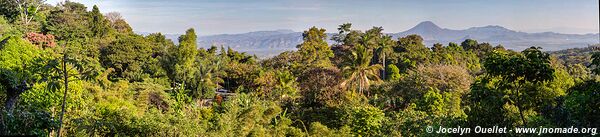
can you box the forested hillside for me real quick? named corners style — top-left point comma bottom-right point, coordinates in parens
top-left (0, 1), bottom-right (599, 136)
top-left (192, 21), bottom-right (599, 58)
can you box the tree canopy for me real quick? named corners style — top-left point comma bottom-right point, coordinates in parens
top-left (0, 2), bottom-right (598, 136)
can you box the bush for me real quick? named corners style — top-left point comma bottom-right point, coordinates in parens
top-left (0, 109), bottom-right (58, 136)
top-left (340, 105), bottom-right (386, 136)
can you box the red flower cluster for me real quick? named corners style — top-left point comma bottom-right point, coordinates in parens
top-left (215, 94), bottom-right (223, 105)
top-left (25, 32), bottom-right (56, 48)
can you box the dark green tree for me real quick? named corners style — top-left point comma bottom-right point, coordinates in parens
top-left (331, 23), bottom-right (352, 45)
top-left (100, 34), bottom-right (153, 81)
top-left (89, 5), bottom-right (111, 37)
top-left (297, 27), bottom-right (333, 67)
top-left (460, 39), bottom-right (478, 51)
top-left (460, 39), bottom-right (493, 58)
top-left (392, 34), bottom-right (431, 71)
top-left (0, 0), bottom-right (19, 20)
top-left (430, 42), bottom-right (481, 73)
top-left (479, 47), bottom-right (555, 125)
top-left (331, 23), bottom-right (361, 68)
top-left (431, 43), bottom-right (443, 52)
top-left (44, 1), bottom-right (90, 41)
top-left (565, 78), bottom-right (600, 127)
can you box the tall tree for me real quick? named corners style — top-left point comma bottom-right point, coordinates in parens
top-left (331, 23), bottom-right (352, 45)
top-left (330, 23), bottom-right (361, 68)
top-left (104, 12), bottom-right (132, 33)
top-left (168, 28), bottom-right (198, 90)
top-left (12, 0), bottom-right (45, 25)
top-left (89, 5), bottom-right (110, 37)
top-left (341, 44), bottom-right (383, 96)
top-left (377, 35), bottom-right (393, 80)
top-left (192, 51), bottom-right (223, 100)
top-left (104, 12), bottom-right (122, 27)
top-left (363, 26), bottom-right (383, 50)
top-left (297, 27), bottom-right (333, 67)
top-left (56, 41), bottom-right (69, 137)
top-left (482, 47), bottom-right (555, 125)
top-left (44, 1), bottom-right (90, 41)
top-left (393, 34), bottom-right (430, 71)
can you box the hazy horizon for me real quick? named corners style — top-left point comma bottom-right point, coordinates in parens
top-left (46, 0), bottom-right (599, 36)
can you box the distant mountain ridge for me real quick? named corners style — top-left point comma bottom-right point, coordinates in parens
top-left (392, 21), bottom-right (599, 51)
top-left (198, 29), bottom-right (303, 50)
top-left (137, 21), bottom-right (599, 58)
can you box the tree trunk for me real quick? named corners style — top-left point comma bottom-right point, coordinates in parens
top-left (4, 94), bottom-right (19, 114)
top-left (4, 81), bottom-right (29, 114)
top-left (515, 87), bottom-right (527, 126)
top-left (382, 53), bottom-right (386, 80)
top-left (359, 79), bottom-right (363, 96)
top-left (517, 103), bottom-right (527, 126)
top-left (57, 47), bottom-right (69, 137)
top-left (2, 82), bottom-right (29, 135)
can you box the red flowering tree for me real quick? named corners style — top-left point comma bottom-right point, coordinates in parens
top-left (25, 32), bottom-right (56, 48)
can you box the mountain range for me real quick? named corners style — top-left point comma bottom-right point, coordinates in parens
top-left (139, 21), bottom-right (599, 58)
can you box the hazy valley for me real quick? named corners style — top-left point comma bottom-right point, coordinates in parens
top-left (141, 21), bottom-right (599, 58)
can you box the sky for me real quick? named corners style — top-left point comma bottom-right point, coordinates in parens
top-left (46, 0), bottom-right (599, 36)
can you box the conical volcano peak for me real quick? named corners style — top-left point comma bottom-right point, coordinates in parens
top-left (413, 21), bottom-right (441, 30)
top-left (404, 21), bottom-right (444, 35)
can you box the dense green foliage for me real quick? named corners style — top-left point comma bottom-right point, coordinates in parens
top-left (0, 1), bottom-right (598, 136)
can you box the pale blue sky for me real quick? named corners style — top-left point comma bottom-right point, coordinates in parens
top-left (46, 0), bottom-right (599, 35)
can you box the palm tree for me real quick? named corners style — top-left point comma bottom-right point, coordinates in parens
top-left (341, 44), bottom-right (383, 96)
top-left (377, 35), bottom-right (393, 80)
top-left (194, 56), bottom-right (223, 100)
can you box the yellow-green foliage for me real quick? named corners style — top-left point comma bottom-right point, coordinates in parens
top-left (209, 93), bottom-right (303, 137)
top-left (0, 36), bottom-right (40, 70)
